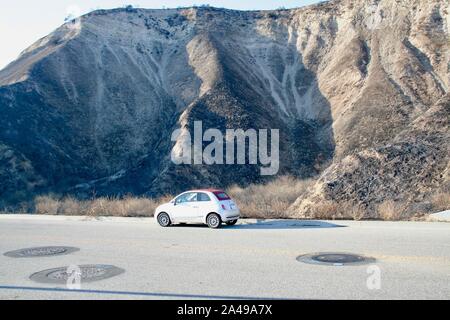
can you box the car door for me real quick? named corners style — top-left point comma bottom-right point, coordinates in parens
top-left (171, 192), bottom-right (198, 223)
top-left (192, 192), bottom-right (214, 223)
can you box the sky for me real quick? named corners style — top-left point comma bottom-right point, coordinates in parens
top-left (0, 0), bottom-right (321, 69)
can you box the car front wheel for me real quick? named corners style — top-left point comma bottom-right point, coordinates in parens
top-left (207, 213), bottom-right (222, 229)
top-left (157, 213), bottom-right (171, 227)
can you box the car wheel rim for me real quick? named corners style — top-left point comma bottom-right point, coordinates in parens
top-left (209, 216), bottom-right (219, 227)
top-left (159, 215), bottom-right (169, 226)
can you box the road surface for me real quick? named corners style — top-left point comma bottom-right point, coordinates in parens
top-left (0, 215), bottom-right (449, 300)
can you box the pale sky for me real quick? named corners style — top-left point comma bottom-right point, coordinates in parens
top-left (0, 0), bottom-right (321, 70)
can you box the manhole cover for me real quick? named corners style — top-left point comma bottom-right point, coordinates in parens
top-left (30, 265), bottom-right (125, 284)
top-left (297, 252), bottom-right (376, 266)
top-left (4, 246), bottom-right (79, 258)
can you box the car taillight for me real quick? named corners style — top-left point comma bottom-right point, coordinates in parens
top-left (221, 204), bottom-right (227, 210)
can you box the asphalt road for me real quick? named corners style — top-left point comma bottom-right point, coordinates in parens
top-left (0, 215), bottom-right (449, 300)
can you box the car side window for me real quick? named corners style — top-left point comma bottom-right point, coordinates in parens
top-left (175, 193), bottom-right (189, 204)
top-left (175, 192), bottom-right (197, 204)
top-left (186, 193), bottom-right (197, 202)
top-left (197, 193), bottom-right (211, 202)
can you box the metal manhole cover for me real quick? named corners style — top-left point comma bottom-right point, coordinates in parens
top-left (30, 265), bottom-right (125, 284)
top-left (297, 252), bottom-right (376, 266)
top-left (4, 246), bottom-right (79, 258)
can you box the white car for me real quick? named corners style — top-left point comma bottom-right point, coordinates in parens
top-left (155, 189), bottom-right (240, 229)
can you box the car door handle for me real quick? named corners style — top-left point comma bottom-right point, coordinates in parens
top-left (192, 206), bottom-right (199, 208)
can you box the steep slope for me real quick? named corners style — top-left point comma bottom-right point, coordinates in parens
top-left (289, 94), bottom-right (450, 217)
top-left (0, 0), bottom-right (448, 210)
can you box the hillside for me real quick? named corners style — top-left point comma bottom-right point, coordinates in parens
top-left (0, 0), bottom-right (448, 215)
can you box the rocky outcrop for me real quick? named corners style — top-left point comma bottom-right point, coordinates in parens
top-left (289, 95), bottom-right (450, 216)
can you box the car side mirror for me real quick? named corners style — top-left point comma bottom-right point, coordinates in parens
top-left (171, 200), bottom-right (176, 206)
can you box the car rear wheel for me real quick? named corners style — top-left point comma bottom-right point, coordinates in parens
top-left (226, 220), bottom-right (238, 226)
top-left (207, 213), bottom-right (222, 229)
top-left (157, 213), bottom-right (171, 227)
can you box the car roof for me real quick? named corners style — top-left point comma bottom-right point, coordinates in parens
top-left (188, 189), bottom-right (225, 193)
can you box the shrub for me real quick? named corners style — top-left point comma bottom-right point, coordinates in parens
top-left (430, 192), bottom-right (450, 212)
top-left (227, 176), bottom-right (314, 219)
top-left (343, 201), bottom-right (367, 221)
top-left (34, 195), bottom-right (173, 217)
top-left (307, 200), bottom-right (367, 220)
top-left (35, 195), bottom-right (60, 215)
top-left (308, 201), bottom-right (338, 220)
top-left (376, 200), bottom-right (408, 221)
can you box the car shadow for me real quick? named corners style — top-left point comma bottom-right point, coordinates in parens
top-left (171, 220), bottom-right (346, 230)
top-left (229, 220), bottom-right (346, 230)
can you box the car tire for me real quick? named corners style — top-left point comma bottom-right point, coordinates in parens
top-left (157, 213), bottom-right (171, 227)
top-left (226, 220), bottom-right (238, 226)
top-left (207, 213), bottom-right (222, 229)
